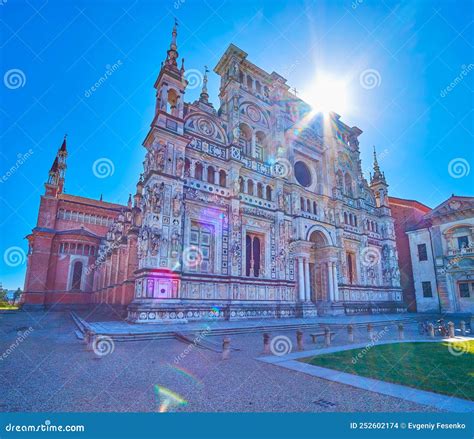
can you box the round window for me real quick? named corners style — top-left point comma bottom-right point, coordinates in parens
top-left (294, 161), bottom-right (312, 187)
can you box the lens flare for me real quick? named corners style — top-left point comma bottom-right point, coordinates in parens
top-left (154, 385), bottom-right (188, 413)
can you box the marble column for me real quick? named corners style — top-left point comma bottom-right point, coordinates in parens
top-left (297, 257), bottom-right (305, 302)
top-left (332, 262), bottom-right (339, 302)
top-left (327, 261), bottom-right (334, 302)
top-left (304, 258), bottom-right (311, 302)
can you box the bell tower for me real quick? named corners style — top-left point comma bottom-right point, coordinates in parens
top-left (370, 146), bottom-right (389, 208)
top-left (153, 19), bottom-right (187, 135)
top-left (129, 20), bottom-right (190, 319)
top-left (44, 135), bottom-right (67, 197)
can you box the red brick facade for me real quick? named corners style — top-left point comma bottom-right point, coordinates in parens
top-left (388, 196), bottom-right (431, 311)
top-left (23, 138), bottom-right (138, 308)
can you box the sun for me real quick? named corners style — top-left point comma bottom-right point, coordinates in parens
top-left (302, 73), bottom-right (350, 116)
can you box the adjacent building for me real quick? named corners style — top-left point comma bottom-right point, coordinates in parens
top-left (389, 197), bottom-right (432, 311)
top-left (407, 195), bottom-right (474, 313)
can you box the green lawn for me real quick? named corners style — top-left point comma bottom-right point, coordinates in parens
top-left (300, 341), bottom-right (474, 401)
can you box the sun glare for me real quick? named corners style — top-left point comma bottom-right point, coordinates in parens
top-left (302, 74), bottom-right (350, 116)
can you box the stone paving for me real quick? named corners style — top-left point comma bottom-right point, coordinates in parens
top-left (0, 310), bottom-right (468, 413)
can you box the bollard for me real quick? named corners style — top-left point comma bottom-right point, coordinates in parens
top-left (448, 321), bottom-right (455, 338)
top-left (347, 324), bottom-right (354, 343)
top-left (398, 323), bottom-right (404, 340)
top-left (263, 333), bottom-right (271, 354)
top-left (367, 323), bottom-right (374, 341)
top-left (428, 323), bottom-right (435, 338)
top-left (460, 321), bottom-right (466, 336)
top-left (296, 330), bottom-right (304, 351)
top-left (222, 337), bottom-right (231, 360)
top-left (324, 326), bottom-right (331, 347)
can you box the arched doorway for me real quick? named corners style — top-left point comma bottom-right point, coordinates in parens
top-left (308, 230), bottom-right (330, 302)
top-left (71, 260), bottom-right (83, 291)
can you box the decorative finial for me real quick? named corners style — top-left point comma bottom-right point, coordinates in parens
top-left (199, 65), bottom-right (210, 104)
top-left (100, 194), bottom-right (103, 202)
top-left (166, 18), bottom-right (179, 67)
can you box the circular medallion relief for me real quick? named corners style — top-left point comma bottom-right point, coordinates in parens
top-left (197, 118), bottom-right (215, 136)
top-left (247, 105), bottom-right (261, 123)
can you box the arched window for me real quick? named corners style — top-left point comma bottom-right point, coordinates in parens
top-left (266, 185), bottom-right (272, 201)
top-left (239, 177), bottom-right (244, 193)
top-left (239, 71), bottom-right (244, 83)
top-left (306, 199), bottom-right (311, 212)
top-left (336, 170), bottom-right (344, 189)
top-left (257, 182), bottom-right (263, 199)
top-left (354, 216), bottom-right (358, 227)
top-left (313, 201), bottom-right (317, 214)
top-left (255, 131), bottom-right (266, 161)
top-left (300, 197), bottom-right (305, 211)
top-left (219, 170), bottom-right (227, 187)
top-left (167, 88), bottom-right (179, 115)
top-left (71, 261), bottom-right (83, 290)
top-left (184, 158), bottom-right (191, 177)
top-left (256, 80), bottom-right (262, 94)
top-left (246, 75), bottom-right (253, 89)
top-left (239, 123), bottom-right (252, 156)
top-left (207, 166), bottom-right (215, 184)
top-left (344, 212), bottom-right (348, 224)
top-left (247, 179), bottom-right (254, 195)
top-left (344, 173), bottom-right (353, 197)
top-left (195, 162), bottom-right (203, 180)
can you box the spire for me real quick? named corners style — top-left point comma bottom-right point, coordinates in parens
top-left (370, 145), bottom-right (386, 186)
top-left (199, 66), bottom-right (209, 104)
top-left (165, 18), bottom-right (179, 69)
top-left (59, 134), bottom-right (67, 152)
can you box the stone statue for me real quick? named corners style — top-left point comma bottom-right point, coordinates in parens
top-left (173, 192), bottom-right (182, 217)
top-left (176, 157), bottom-right (184, 178)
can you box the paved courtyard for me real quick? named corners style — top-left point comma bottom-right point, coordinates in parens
top-left (0, 310), bottom-right (466, 413)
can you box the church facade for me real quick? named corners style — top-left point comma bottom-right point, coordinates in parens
top-left (23, 23), bottom-right (404, 322)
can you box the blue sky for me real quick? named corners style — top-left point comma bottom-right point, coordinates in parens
top-left (1, 0), bottom-right (473, 289)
